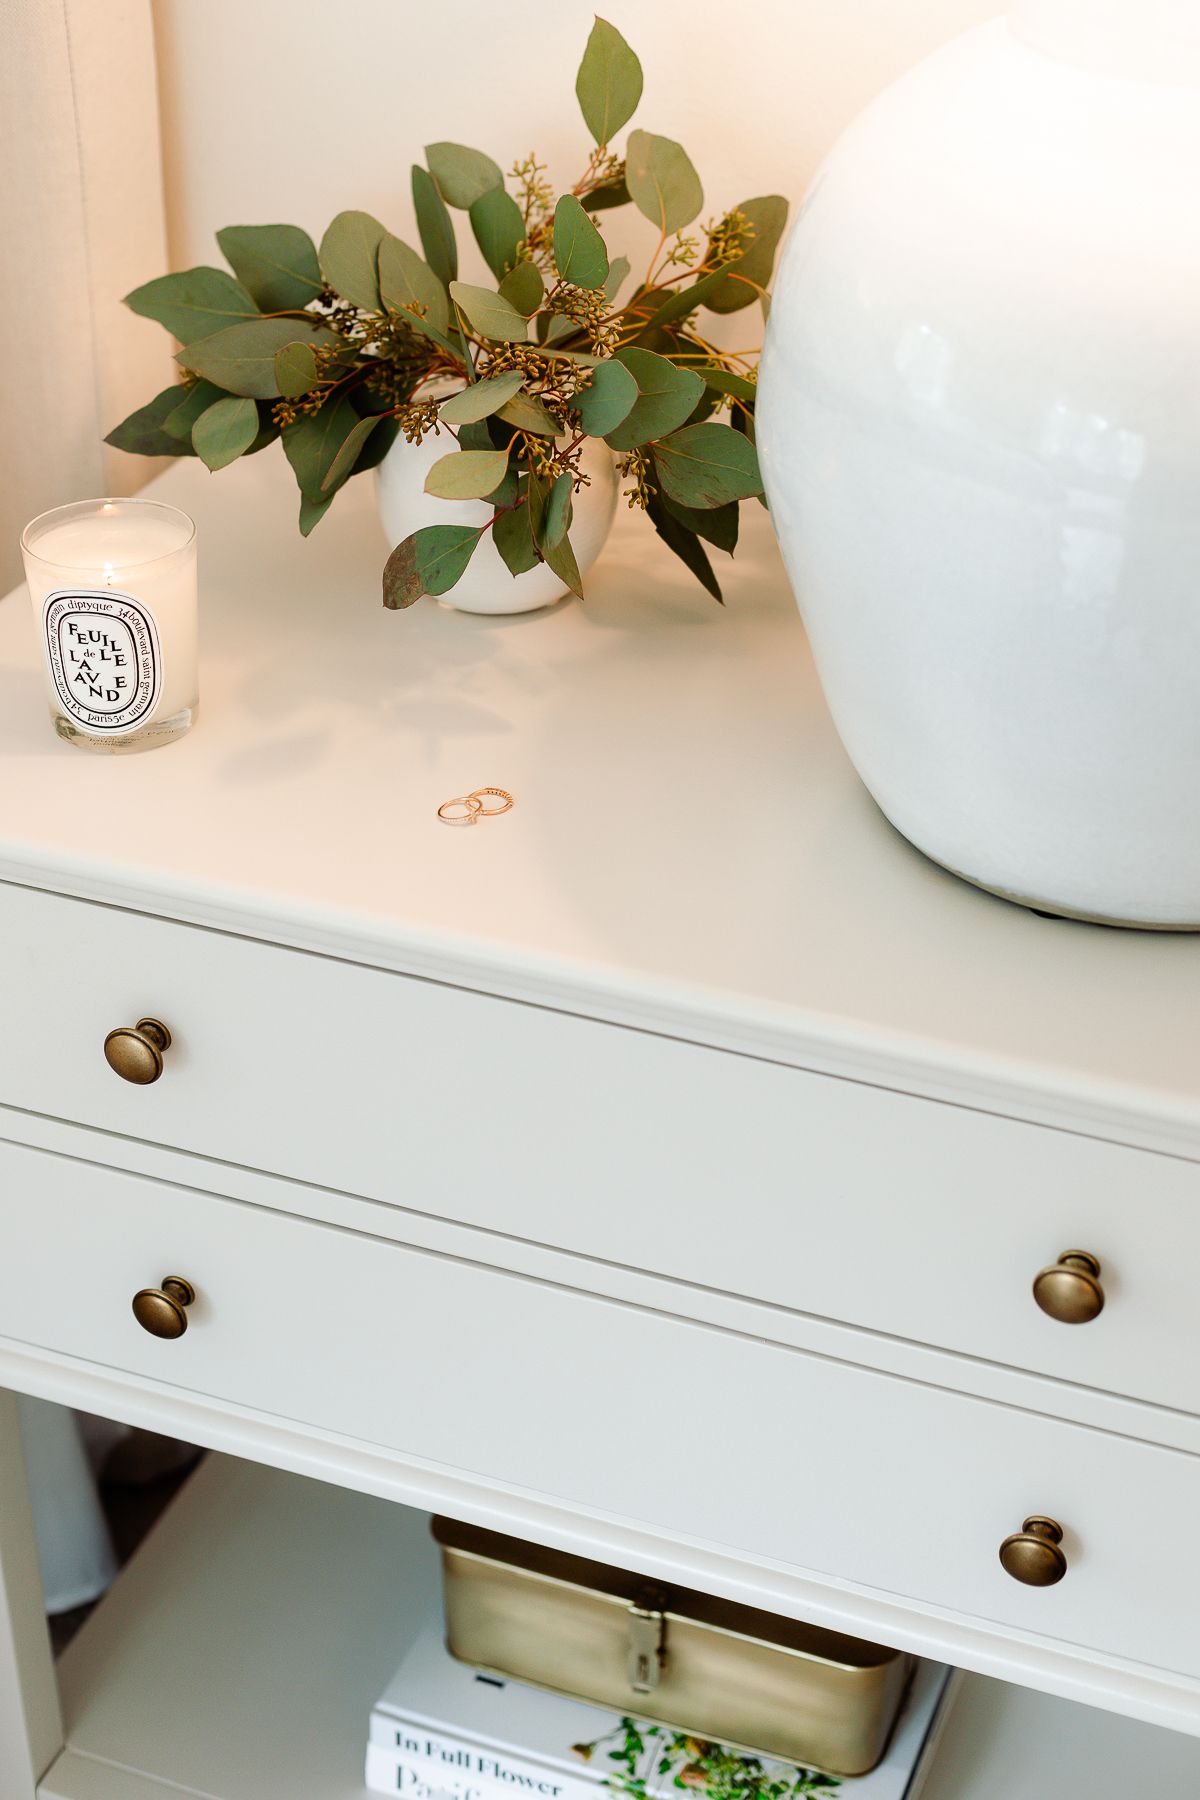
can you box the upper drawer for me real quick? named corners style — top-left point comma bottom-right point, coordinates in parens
top-left (2, 1135), bottom-right (1199, 1682)
top-left (2, 879), bottom-right (1198, 1412)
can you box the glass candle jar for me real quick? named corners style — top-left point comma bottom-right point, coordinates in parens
top-left (20, 497), bottom-right (198, 752)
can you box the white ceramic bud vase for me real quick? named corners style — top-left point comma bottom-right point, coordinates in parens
top-left (758, 0), bottom-right (1200, 927)
top-left (376, 431), bottom-right (618, 616)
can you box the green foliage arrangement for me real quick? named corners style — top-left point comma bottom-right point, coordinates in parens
top-left (573, 1717), bottom-right (839, 1800)
top-left (107, 18), bottom-right (786, 608)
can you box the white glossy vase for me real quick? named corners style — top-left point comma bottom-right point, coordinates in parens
top-left (376, 432), bottom-right (617, 616)
top-left (758, 0), bottom-right (1200, 926)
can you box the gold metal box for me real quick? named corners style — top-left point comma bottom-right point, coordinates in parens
top-left (432, 1518), bottom-right (914, 1778)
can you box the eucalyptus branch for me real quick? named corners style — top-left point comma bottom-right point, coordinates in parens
top-left (107, 13), bottom-right (786, 613)
top-left (643, 227), bottom-right (669, 292)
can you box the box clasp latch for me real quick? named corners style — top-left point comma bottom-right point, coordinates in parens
top-left (627, 1591), bottom-right (667, 1694)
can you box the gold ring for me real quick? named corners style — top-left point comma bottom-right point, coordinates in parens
top-left (468, 787), bottom-right (514, 816)
top-left (438, 796), bottom-right (484, 826)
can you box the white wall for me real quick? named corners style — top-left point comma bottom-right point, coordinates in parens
top-left (150, 0), bottom-right (1000, 279)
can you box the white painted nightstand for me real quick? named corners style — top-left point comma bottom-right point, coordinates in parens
top-left (2, 452), bottom-right (1199, 1797)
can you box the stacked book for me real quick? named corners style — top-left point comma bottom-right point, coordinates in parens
top-left (366, 1618), bottom-right (956, 1800)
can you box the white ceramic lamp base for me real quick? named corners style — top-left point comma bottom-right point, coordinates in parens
top-left (758, 0), bottom-right (1200, 928)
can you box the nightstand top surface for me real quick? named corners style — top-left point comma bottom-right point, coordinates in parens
top-left (2, 454), bottom-right (1198, 1149)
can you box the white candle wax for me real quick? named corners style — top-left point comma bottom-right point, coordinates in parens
top-left (21, 499), bottom-right (197, 752)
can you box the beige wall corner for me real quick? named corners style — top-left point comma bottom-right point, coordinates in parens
top-left (1, 0), bottom-right (175, 594)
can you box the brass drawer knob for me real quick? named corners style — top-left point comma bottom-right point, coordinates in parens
top-left (104, 1017), bottom-right (172, 1085)
top-left (132, 1276), bottom-right (195, 1340)
top-left (1032, 1250), bottom-right (1104, 1324)
top-left (999, 1515), bottom-right (1067, 1586)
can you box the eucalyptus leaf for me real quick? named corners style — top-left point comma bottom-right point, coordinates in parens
top-left (457, 420), bottom-right (496, 452)
top-left (104, 386), bottom-right (197, 457)
top-left (541, 473), bottom-right (573, 552)
top-left (449, 281), bottom-right (529, 342)
top-left (541, 528), bottom-right (584, 600)
top-left (497, 392), bottom-right (559, 437)
top-left (192, 395), bottom-right (259, 471)
top-left (575, 17), bottom-right (643, 146)
top-left (693, 364), bottom-right (758, 402)
top-left (662, 493), bottom-right (739, 553)
top-left (492, 464), bottom-right (520, 509)
top-left (299, 490), bottom-right (335, 536)
top-left (603, 347), bottom-right (703, 451)
top-left (647, 495), bottom-right (722, 601)
top-left (216, 224), bottom-right (323, 311)
top-left (124, 267), bottom-right (259, 344)
top-left (412, 164), bottom-right (457, 285)
top-left (527, 468), bottom-right (547, 543)
top-left (177, 318), bottom-right (335, 398)
top-left (704, 196), bottom-right (789, 314)
top-left (623, 317), bottom-right (673, 357)
top-left (438, 371), bottom-right (523, 425)
top-left (625, 130), bottom-right (703, 236)
top-left (378, 234), bottom-right (449, 334)
top-left (583, 178), bottom-right (631, 214)
top-left (275, 340), bottom-right (322, 398)
top-left (683, 387), bottom-right (721, 428)
top-left (317, 413), bottom-right (380, 490)
top-left (470, 187), bottom-right (526, 282)
top-left (383, 524), bottom-right (479, 607)
top-left (652, 422), bottom-right (763, 508)
top-left (352, 416), bottom-right (399, 476)
top-left (424, 447), bottom-right (511, 500)
top-left (603, 254), bottom-right (631, 304)
top-left (494, 494), bottom-right (539, 576)
top-left (398, 311), bottom-right (460, 359)
top-left (283, 392), bottom-right (363, 499)
top-left (499, 260), bottom-right (544, 316)
top-left (319, 210), bottom-right (386, 310)
top-left (163, 379), bottom-right (224, 442)
top-left (638, 267), bottom-right (728, 335)
top-left (553, 195), bottom-right (608, 290)
top-left (573, 358), bottom-right (637, 436)
top-left (426, 142), bottom-right (504, 209)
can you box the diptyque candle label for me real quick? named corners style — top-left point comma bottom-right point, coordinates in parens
top-left (42, 589), bottom-right (162, 735)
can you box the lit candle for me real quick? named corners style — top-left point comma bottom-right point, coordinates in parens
top-left (20, 498), bottom-right (197, 753)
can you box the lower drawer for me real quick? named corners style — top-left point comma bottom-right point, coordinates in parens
top-left (3, 1137), bottom-right (1197, 1678)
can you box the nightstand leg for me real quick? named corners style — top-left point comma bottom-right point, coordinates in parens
top-left (0, 1388), bottom-right (63, 1798)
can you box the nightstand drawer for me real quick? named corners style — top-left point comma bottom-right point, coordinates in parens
top-left (2, 879), bottom-right (1198, 1413)
top-left (2, 1136), bottom-right (1199, 1681)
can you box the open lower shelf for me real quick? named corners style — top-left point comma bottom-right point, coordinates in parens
top-left (39, 1455), bottom-right (1200, 1799)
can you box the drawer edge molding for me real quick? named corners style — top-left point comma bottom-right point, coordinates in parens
top-left (1, 867), bottom-right (1199, 1166)
top-left (3, 1334), bottom-right (1200, 1741)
